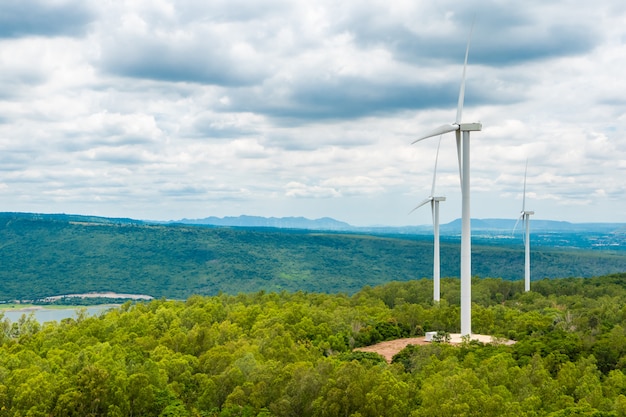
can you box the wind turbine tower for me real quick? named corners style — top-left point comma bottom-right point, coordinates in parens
top-left (515, 160), bottom-right (534, 292)
top-left (410, 136), bottom-right (445, 302)
top-left (412, 29), bottom-right (480, 337)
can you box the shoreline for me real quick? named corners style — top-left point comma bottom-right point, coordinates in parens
top-left (0, 304), bottom-right (121, 324)
top-left (0, 304), bottom-right (121, 313)
top-left (41, 292), bottom-right (154, 302)
top-left (0, 292), bottom-right (154, 311)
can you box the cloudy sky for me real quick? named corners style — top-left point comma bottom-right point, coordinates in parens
top-left (1, 0), bottom-right (625, 226)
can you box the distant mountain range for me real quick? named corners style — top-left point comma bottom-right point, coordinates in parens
top-left (166, 215), bottom-right (626, 251)
top-left (170, 214), bottom-right (626, 235)
top-left (172, 215), bottom-right (352, 230)
top-left (3, 212), bottom-right (625, 236)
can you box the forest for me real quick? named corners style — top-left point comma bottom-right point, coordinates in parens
top-left (1, 213), bottom-right (626, 301)
top-left (3, 274), bottom-right (626, 416)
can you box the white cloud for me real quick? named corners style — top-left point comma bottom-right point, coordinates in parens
top-left (0, 0), bottom-right (625, 225)
top-left (285, 182), bottom-right (340, 198)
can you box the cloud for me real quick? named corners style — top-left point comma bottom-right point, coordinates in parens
top-left (285, 181), bottom-right (340, 198)
top-left (0, 0), bottom-right (95, 38)
top-left (1, 0), bottom-right (626, 225)
top-left (99, 33), bottom-right (268, 86)
top-left (94, 3), bottom-right (277, 86)
top-left (189, 111), bottom-right (263, 139)
top-left (233, 76), bottom-right (462, 122)
top-left (336, 0), bottom-right (602, 67)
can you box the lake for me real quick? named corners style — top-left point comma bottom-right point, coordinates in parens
top-left (0, 305), bottom-right (118, 324)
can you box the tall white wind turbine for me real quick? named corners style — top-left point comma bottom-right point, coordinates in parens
top-left (411, 29), bottom-right (481, 337)
top-left (514, 160), bottom-right (534, 292)
top-left (410, 136), bottom-right (445, 302)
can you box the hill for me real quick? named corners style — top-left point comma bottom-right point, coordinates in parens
top-left (3, 275), bottom-right (626, 416)
top-left (1, 212), bottom-right (625, 301)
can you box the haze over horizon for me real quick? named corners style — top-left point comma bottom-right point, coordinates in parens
top-left (1, 1), bottom-right (625, 227)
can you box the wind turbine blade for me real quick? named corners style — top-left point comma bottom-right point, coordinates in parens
top-left (412, 124), bottom-right (458, 144)
top-left (513, 214), bottom-right (523, 235)
top-left (409, 197), bottom-right (432, 214)
top-left (431, 135), bottom-right (443, 196)
top-left (522, 159), bottom-right (528, 212)
top-left (455, 130), bottom-right (463, 186)
top-left (456, 22), bottom-right (474, 124)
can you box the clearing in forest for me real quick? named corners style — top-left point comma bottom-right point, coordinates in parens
top-left (354, 334), bottom-right (516, 363)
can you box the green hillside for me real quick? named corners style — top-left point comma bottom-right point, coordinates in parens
top-left (2, 275), bottom-right (626, 416)
top-left (1, 212), bottom-right (625, 301)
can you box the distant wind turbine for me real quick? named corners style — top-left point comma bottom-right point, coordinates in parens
top-left (514, 160), bottom-right (534, 292)
top-left (410, 136), bottom-right (445, 302)
top-left (411, 27), bottom-right (481, 337)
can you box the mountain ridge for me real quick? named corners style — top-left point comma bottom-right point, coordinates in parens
top-left (170, 214), bottom-right (626, 234)
top-left (172, 215), bottom-right (352, 230)
top-left (2, 212), bottom-right (625, 236)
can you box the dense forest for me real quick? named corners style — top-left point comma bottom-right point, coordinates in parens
top-left (3, 275), bottom-right (626, 416)
top-left (1, 213), bottom-right (626, 301)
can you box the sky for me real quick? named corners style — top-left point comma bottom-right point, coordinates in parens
top-left (1, 0), bottom-right (625, 227)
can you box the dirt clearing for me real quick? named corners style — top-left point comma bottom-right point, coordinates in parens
top-left (354, 334), bottom-right (515, 363)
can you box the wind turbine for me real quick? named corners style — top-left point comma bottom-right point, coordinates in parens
top-left (514, 160), bottom-right (534, 292)
top-left (411, 29), bottom-right (481, 337)
top-left (410, 136), bottom-right (445, 302)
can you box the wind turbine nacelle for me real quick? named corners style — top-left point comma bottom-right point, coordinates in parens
top-left (433, 197), bottom-right (446, 202)
top-left (460, 122), bottom-right (482, 131)
top-left (524, 211), bottom-right (534, 215)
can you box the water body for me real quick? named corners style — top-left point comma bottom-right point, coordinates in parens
top-left (1, 305), bottom-right (117, 324)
